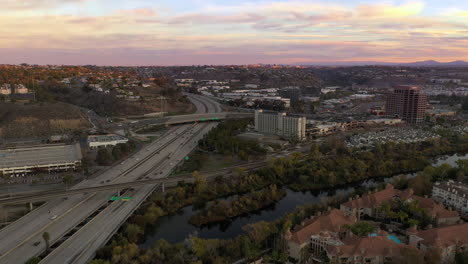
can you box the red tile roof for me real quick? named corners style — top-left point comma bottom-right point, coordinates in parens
top-left (288, 209), bottom-right (356, 244)
top-left (416, 223), bottom-right (468, 248)
top-left (342, 186), bottom-right (413, 209)
top-left (411, 196), bottom-right (459, 219)
top-left (328, 236), bottom-right (417, 258)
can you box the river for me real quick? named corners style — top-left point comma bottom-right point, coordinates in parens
top-left (141, 153), bottom-right (468, 247)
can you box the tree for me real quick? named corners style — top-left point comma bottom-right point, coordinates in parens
top-left (408, 174), bottom-right (432, 196)
top-left (192, 171), bottom-right (207, 194)
top-left (96, 148), bottom-right (113, 166)
top-left (62, 174), bottom-right (74, 190)
top-left (455, 248), bottom-right (468, 264)
top-left (124, 224), bottom-right (143, 243)
top-left (345, 222), bottom-right (375, 236)
top-left (112, 144), bottom-right (123, 160)
top-left (42, 232), bottom-right (50, 253)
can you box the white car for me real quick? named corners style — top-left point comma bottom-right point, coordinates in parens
top-left (51, 215), bottom-right (58, 220)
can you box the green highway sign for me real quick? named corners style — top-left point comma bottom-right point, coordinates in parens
top-left (200, 118), bottom-right (206, 121)
top-left (185, 156), bottom-right (190, 160)
top-left (110, 196), bottom-right (132, 201)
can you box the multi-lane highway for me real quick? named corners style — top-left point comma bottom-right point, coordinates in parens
top-left (0, 94), bottom-right (222, 264)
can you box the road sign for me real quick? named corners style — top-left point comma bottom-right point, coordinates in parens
top-left (110, 196), bottom-right (119, 201)
top-left (185, 156), bottom-right (190, 160)
top-left (121, 197), bottom-right (131, 201)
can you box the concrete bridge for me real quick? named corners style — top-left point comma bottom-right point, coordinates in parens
top-left (106, 112), bottom-right (253, 130)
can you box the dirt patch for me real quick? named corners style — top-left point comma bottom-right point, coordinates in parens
top-left (0, 102), bottom-right (90, 138)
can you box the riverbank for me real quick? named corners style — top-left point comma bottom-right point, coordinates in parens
top-left (189, 185), bottom-right (286, 227)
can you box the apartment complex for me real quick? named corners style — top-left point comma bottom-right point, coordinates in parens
top-left (432, 181), bottom-right (468, 217)
top-left (285, 209), bottom-right (356, 261)
top-left (386, 85), bottom-right (427, 124)
top-left (285, 208), bottom-right (422, 264)
top-left (409, 223), bottom-right (468, 263)
top-left (254, 110), bottom-right (306, 141)
top-left (341, 184), bottom-right (460, 225)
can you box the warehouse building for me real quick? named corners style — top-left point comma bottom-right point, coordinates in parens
top-left (0, 144), bottom-right (82, 176)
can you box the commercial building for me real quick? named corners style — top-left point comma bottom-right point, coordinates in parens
top-left (278, 87), bottom-right (301, 103)
top-left (386, 85), bottom-right (427, 124)
top-left (87, 134), bottom-right (128, 149)
top-left (0, 144), bottom-right (82, 176)
top-left (254, 110), bottom-right (306, 141)
top-left (432, 181), bottom-right (468, 217)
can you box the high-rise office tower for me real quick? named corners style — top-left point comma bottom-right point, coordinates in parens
top-left (386, 85), bottom-right (427, 124)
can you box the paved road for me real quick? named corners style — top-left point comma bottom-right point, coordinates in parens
top-left (0, 94), bottom-right (221, 264)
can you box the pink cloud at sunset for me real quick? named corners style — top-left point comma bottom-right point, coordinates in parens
top-left (0, 0), bottom-right (467, 65)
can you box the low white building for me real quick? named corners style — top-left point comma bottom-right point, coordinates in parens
top-left (87, 134), bottom-right (128, 149)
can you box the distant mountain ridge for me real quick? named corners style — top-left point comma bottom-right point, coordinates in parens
top-left (295, 60), bottom-right (468, 67)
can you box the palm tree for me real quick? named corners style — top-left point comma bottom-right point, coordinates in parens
top-left (42, 232), bottom-right (50, 253)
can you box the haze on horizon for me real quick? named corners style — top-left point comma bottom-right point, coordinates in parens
top-left (1, 0), bottom-right (468, 66)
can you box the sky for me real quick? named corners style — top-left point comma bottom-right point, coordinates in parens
top-left (1, 0), bottom-right (468, 65)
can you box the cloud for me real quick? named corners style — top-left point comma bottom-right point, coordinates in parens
top-left (167, 12), bottom-right (264, 24)
top-left (0, 0), bottom-right (86, 10)
top-left (357, 1), bottom-right (425, 18)
top-left (115, 8), bottom-right (157, 17)
top-left (0, 0), bottom-right (467, 65)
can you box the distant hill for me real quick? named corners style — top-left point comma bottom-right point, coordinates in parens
top-left (295, 60), bottom-right (468, 67)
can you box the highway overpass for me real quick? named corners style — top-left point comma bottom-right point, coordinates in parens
top-left (106, 112), bottom-right (253, 130)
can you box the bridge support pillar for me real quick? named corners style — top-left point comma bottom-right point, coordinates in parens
top-left (117, 190), bottom-right (121, 197)
top-left (29, 202), bottom-right (33, 211)
top-left (162, 183), bottom-right (165, 193)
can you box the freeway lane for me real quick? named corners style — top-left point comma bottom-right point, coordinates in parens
top-left (0, 94), bottom-right (221, 264)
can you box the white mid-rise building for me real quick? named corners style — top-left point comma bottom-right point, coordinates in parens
top-left (432, 180), bottom-right (468, 217)
top-left (254, 110), bottom-right (306, 141)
